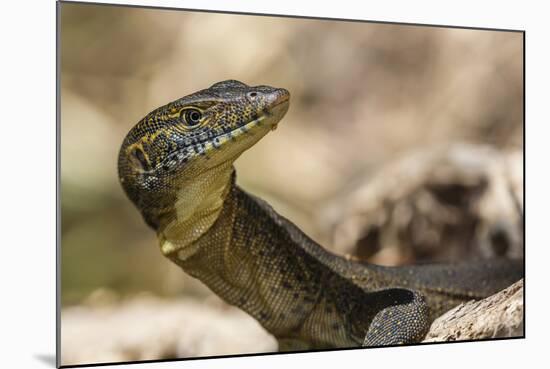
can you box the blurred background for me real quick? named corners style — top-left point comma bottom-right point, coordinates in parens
top-left (60, 2), bottom-right (523, 365)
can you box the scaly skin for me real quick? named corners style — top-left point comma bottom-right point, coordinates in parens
top-left (118, 80), bottom-right (523, 350)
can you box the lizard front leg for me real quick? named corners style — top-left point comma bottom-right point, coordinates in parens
top-left (363, 289), bottom-right (431, 346)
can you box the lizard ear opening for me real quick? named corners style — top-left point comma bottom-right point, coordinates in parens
top-left (129, 147), bottom-right (151, 172)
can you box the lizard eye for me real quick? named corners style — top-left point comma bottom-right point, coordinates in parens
top-left (247, 91), bottom-right (258, 100)
top-left (180, 108), bottom-right (203, 127)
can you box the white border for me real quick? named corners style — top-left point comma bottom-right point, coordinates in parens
top-left (2, 0), bottom-right (548, 368)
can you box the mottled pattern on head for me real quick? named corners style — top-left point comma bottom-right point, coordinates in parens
top-left (118, 80), bottom-right (290, 228)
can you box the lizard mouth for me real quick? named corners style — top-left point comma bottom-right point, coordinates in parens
top-left (208, 88), bottom-right (290, 148)
top-left (158, 88), bottom-right (290, 172)
top-left (158, 100), bottom-right (289, 172)
top-left (264, 88), bottom-right (290, 131)
top-left (269, 89), bottom-right (290, 108)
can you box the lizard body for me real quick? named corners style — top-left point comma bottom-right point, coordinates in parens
top-left (118, 80), bottom-right (523, 349)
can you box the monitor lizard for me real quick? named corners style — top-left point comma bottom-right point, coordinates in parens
top-left (117, 80), bottom-right (523, 350)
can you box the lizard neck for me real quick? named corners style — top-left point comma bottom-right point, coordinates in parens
top-left (164, 180), bottom-right (357, 344)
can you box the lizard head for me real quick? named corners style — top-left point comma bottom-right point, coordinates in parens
top-left (118, 80), bottom-right (290, 230)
